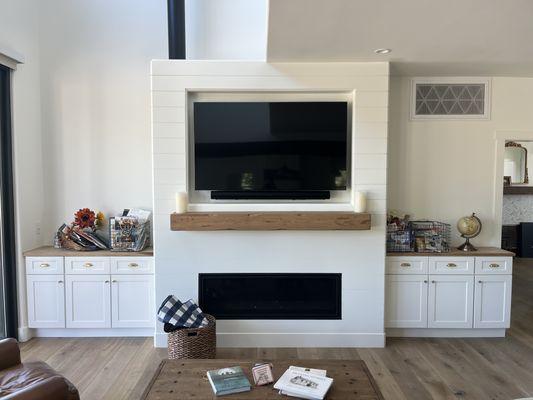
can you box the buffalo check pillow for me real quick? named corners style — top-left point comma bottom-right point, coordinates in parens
top-left (157, 295), bottom-right (209, 332)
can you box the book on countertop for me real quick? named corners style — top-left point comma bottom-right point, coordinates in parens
top-left (274, 367), bottom-right (333, 400)
top-left (207, 366), bottom-right (251, 396)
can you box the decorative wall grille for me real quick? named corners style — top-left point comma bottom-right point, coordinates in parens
top-left (411, 79), bottom-right (490, 119)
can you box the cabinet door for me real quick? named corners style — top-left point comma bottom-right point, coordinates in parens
top-left (111, 275), bottom-right (154, 328)
top-left (385, 274), bottom-right (428, 328)
top-left (474, 275), bottom-right (512, 328)
top-left (428, 275), bottom-right (474, 328)
top-left (27, 275), bottom-right (65, 328)
top-left (65, 275), bottom-right (111, 328)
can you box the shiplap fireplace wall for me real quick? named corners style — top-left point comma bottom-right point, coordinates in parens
top-left (151, 61), bottom-right (389, 347)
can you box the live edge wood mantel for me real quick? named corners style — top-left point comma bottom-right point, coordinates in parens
top-left (170, 212), bottom-right (371, 231)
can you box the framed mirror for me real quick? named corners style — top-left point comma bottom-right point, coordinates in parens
top-left (504, 141), bottom-right (529, 184)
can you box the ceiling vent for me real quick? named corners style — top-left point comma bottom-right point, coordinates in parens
top-left (410, 78), bottom-right (490, 120)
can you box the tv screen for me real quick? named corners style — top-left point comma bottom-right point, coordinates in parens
top-left (193, 101), bottom-right (348, 192)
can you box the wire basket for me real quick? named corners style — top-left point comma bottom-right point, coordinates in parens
top-left (411, 220), bottom-right (450, 253)
top-left (387, 223), bottom-right (414, 252)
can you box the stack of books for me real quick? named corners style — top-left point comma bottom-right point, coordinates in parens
top-left (274, 366), bottom-right (333, 400)
top-left (207, 366), bottom-right (251, 396)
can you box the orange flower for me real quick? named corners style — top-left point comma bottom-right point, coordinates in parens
top-left (74, 208), bottom-right (96, 229)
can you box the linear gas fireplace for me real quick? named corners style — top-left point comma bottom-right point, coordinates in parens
top-left (198, 273), bottom-right (341, 319)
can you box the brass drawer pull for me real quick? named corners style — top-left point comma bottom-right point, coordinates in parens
top-left (128, 263), bottom-right (139, 268)
top-left (40, 263), bottom-right (50, 268)
top-left (400, 263), bottom-right (411, 267)
top-left (84, 263), bottom-right (93, 268)
top-left (489, 263), bottom-right (500, 268)
top-left (446, 263), bottom-right (457, 268)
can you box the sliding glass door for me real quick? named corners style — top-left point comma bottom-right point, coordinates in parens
top-left (0, 65), bottom-right (17, 339)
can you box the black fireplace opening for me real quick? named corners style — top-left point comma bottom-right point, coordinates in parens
top-left (198, 273), bottom-right (341, 320)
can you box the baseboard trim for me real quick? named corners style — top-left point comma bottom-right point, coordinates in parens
top-left (386, 328), bottom-right (507, 338)
top-left (18, 326), bottom-right (33, 342)
top-left (34, 328), bottom-right (154, 338)
top-left (154, 332), bottom-right (385, 348)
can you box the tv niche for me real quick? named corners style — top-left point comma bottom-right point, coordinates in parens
top-left (193, 101), bottom-right (348, 200)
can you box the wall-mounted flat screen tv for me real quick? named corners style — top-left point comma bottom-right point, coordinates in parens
top-left (193, 101), bottom-right (348, 195)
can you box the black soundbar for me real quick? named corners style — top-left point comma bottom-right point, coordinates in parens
top-left (211, 191), bottom-right (331, 200)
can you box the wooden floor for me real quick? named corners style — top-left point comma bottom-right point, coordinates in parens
top-left (20, 258), bottom-right (533, 400)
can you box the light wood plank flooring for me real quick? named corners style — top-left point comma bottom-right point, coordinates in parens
top-left (20, 258), bottom-right (533, 400)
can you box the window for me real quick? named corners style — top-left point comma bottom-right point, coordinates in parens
top-left (0, 65), bottom-right (17, 339)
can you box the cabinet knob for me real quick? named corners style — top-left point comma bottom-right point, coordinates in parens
top-left (104, 280), bottom-right (110, 283)
top-left (84, 263), bottom-right (93, 268)
top-left (478, 280), bottom-right (483, 283)
top-left (128, 263), bottom-right (139, 268)
top-left (40, 263), bottom-right (50, 268)
top-left (112, 280), bottom-right (117, 283)
top-left (423, 280), bottom-right (428, 283)
top-left (58, 280), bottom-right (63, 284)
top-left (400, 263), bottom-right (411, 267)
top-left (431, 280), bottom-right (436, 283)
top-left (446, 263), bottom-right (457, 268)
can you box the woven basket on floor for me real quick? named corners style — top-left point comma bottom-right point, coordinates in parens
top-left (167, 314), bottom-right (216, 359)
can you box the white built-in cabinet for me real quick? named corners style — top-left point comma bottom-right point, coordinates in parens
top-left (386, 254), bottom-right (513, 333)
top-left (26, 253), bottom-right (154, 332)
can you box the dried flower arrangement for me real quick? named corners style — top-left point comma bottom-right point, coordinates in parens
top-left (55, 208), bottom-right (108, 251)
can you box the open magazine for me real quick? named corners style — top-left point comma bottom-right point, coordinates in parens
top-left (274, 366), bottom-right (333, 400)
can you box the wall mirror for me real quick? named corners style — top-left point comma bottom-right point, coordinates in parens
top-left (504, 141), bottom-right (529, 184)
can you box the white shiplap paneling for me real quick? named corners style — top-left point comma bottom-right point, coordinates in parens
top-left (151, 61), bottom-right (389, 348)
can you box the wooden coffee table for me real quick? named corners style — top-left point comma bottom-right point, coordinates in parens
top-left (141, 359), bottom-right (384, 399)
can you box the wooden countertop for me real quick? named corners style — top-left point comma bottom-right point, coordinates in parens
top-left (23, 246), bottom-right (153, 257)
top-left (387, 247), bottom-right (514, 257)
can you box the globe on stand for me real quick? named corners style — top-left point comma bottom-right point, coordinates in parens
top-left (457, 213), bottom-right (482, 251)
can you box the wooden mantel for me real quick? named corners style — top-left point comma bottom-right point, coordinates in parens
top-left (170, 212), bottom-right (371, 231)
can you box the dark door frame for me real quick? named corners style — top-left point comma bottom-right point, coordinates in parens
top-left (0, 65), bottom-right (18, 339)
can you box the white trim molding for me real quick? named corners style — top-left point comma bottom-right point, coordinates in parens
top-left (0, 45), bottom-right (25, 70)
top-left (155, 332), bottom-right (385, 348)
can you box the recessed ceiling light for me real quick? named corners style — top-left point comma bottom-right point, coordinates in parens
top-left (374, 48), bottom-right (391, 55)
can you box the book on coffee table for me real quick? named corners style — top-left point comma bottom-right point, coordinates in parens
top-left (207, 366), bottom-right (251, 396)
top-left (274, 367), bottom-right (333, 400)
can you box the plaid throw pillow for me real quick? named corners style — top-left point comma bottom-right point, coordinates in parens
top-left (157, 295), bottom-right (209, 332)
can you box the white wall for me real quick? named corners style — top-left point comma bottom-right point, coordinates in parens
top-left (186, 0), bottom-right (267, 60)
top-left (388, 76), bottom-right (533, 247)
top-left (37, 0), bottom-right (168, 238)
top-left (152, 61), bottom-right (389, 347)
top-left (0, 0), bottom-right (45, 339)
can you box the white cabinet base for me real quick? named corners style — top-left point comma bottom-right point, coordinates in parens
top-left (386, 328), bottom-right (506, 338)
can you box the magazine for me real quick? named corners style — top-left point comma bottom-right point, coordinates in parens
top-left (207, 366), bottom-right (251, 396)
top-left (274, 368), bottom-right (333, 400)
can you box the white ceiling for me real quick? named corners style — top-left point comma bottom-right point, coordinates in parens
top-left (267, 0), bottom-right (533, 76)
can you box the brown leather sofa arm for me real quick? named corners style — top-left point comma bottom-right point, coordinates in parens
top-left (0, 338), bottom-right (21, 370)
top-left (2, 376), bottom-right (76, 400)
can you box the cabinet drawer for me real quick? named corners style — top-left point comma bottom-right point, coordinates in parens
top-left (26, 257), bottom-right (64, 274)
top-left (111, 257), bottom-right (153, 274)
top-left (429, 257), bottom-right (474, 274)
top-left (475, 257), bottom-right (513, 274)
top-left (386, 257), bottom-right (428, 274)
top-left (65, 257), bottom-right (110, 274)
